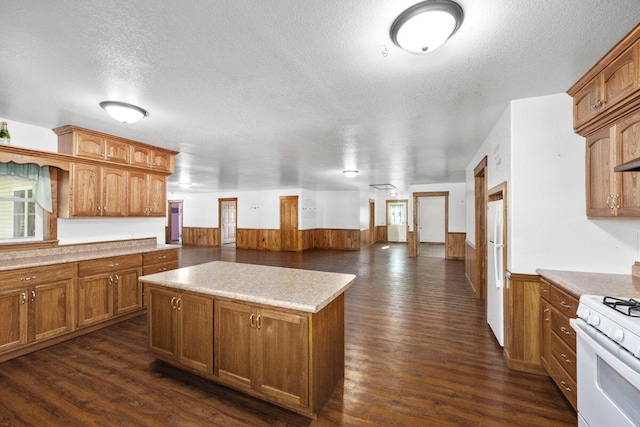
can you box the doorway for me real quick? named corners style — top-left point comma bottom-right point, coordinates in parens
top-left (280, 195), bottom-right (298, 251)
top-left (167, 200), bottom-right (183, 244)
top-left (386, 200), bottom-right (408, 242)
top-left (219, 198), bottom-right (237, 247)
top-left (474, 157), bottom-right (488, 299)
top-left (412, 192), bottom-right (448, 258)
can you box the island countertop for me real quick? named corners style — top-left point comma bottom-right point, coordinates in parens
top-left (139, 261), bottom-right (356, 313)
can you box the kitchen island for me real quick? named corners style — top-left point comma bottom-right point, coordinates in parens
top-left (139, 261), bottom-right (356, 418)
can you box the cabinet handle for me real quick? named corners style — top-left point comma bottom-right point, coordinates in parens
top-left (20, 276), bottom-right (37, 281)
top-left (97, 204), bottom-right (101, 213)
top-left (158, 255), bottom-right (166, 260)
top-left (22, 292), bottom-right (26, 304)
top-left (250, 313), bottom-right (255, 328)
top-left (540, 288), bottom-right (548, 293)
top-left (171, 296), bottom-right (177, 309)
top-left (543, 308), bottom-right (549, 313)
top-left (560, 381), bottom-right (572, 392)
top-left (560, 326), bottom-right (572, 335)
top-left (109, 275), bottom-right (113, 286)
top-left (560, 353), bottom-right (572, 364)
top-left (103, 205), bottom-right (107, 213)
top-left (107, 263), bottom-right (120, 268)
top-left (31, 290), bottom-right (35, 302)
top-left (257, 314), bottom-right (261, 329)
top-left (590, 100), bottom-right (603, 110)
top-left (176, 298), bottom-right (182, 311)
top-left (114, 274), bottom-right (119, 284)
top-left (559, 301), bottom-right (571, 309)
top-left (614, 193), bottom-right (620, 209)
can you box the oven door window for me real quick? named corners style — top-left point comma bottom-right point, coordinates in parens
top-left (598, 356), bottom-right (640, 423)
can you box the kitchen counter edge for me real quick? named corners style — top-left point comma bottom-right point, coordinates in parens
top-left (536, 269), bottom-right (640, 299)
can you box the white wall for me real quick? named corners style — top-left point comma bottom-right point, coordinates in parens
top-left (419, 196), bottom-right (445, 243)
top-left (408, 183), bottom-right (466, 233)
top-left (465, 93), bottom-right (640, 275)
top-left (3, 119), bottom-right (166, 245)
top-left (318, 190), bottom-right (360, 229)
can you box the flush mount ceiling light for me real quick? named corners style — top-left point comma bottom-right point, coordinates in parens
top-left (343, 170), bottom-right (359, 178)
top-left (99, 101), bottom-right (149, 124)
top-left (390, 0), bottom-right (464, 54)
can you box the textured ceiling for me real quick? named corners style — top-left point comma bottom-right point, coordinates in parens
top-left (1, 1), bottom-right (640, 193)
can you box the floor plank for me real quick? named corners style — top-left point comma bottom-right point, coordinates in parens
top-left (0, 244), bottom-right (576, 426)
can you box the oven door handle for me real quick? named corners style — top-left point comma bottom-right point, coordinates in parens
top-left (571, 318), bottom-right (640, 377)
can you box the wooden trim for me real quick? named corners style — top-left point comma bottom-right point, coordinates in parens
top-left (474, 156), bottom-right (487, 299)
top-left (473, 156), bottom-right (488, 176)
top-left (567, 22), bottom-right (640, 95)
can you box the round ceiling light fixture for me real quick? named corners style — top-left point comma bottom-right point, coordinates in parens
top-left (100, 101), bottom-right (149, 124)
top-left (343, 170), bottom-right (359, 178)
top-left (390, 0), bottom-right (464, 54)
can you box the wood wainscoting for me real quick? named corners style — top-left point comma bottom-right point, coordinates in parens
top-left (317, 229), bottom-right (360, 250)
top-left (465, 240), bottom-right (476, 293)
top-left (182, 227), bottom-right (219, 246)
top-left (446, 232), bottom-right (466, 260)
top-left (232, 228), bottom-right (362, 251)
top-left (375, 225), bottom-right (387, 243)
top-left (236, 229), bottom-right (281, 251)
top-left (505, 271), bottom-right (546, 375)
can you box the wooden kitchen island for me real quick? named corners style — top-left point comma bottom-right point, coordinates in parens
top-left (138, 261), bottom-right (355, 418)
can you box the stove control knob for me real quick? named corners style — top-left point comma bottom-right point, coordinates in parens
top-left (612, 329), bottom-right (624, 343)
top-left (587, 314), bottom-right (600, 327)
top-left (579, 307), bottom-right (591, 319)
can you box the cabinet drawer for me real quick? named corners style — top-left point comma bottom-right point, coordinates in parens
top-left (551, 332), bottom-right (576, 380)
top-left (551, 307), bottom-right (576, 351)
top-left (549, 355), bottom-right (577, 410)
top-left (143, 249), bottom-right (179, 266)
top-left (550, 286), bottom-right (578, 318)
top-left (0, 264), bottom-right (75, 291)
top-left (539, 279), bottom-right (551, 301)
top-left (78, 254), bottom-right (142, 276)
top-left (143, 261), bottom-right (179, 275)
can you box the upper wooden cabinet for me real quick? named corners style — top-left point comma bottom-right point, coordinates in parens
top-left (128, 172), bottom-right (166, 217)
top-left (54, 125), bottom-right (177, 173)
top-left (569, 27), bottom-right (640, 136)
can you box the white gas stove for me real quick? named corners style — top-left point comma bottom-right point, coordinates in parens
top-left (571, 295), bottom-right (640, 427)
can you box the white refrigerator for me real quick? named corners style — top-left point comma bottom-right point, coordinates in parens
top-left (487, 199), bottom-right (504, 346)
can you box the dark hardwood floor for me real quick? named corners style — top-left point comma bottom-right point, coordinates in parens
top-left (0, 244), bottom-right (577, 426)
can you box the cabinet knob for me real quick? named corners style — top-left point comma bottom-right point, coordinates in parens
top-left (590, 100), bottom-right (603, 110)
top-left (22, 292), bottom-right (26, 304)
top-left (31, 290), bottom-right (36, 302)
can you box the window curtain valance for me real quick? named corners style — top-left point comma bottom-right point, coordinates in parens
top-left (0, 161), bottom-right (53, 212)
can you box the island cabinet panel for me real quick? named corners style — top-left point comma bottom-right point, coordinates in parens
top-left (215, 300), bottom-right (309, 409)
top-left (0, 264), bottom-right (75, 355)
top-left (148, 286), bottom-right (213, 374)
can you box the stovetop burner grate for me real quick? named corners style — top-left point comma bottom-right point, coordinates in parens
top-left (603, 296), bottom-right (640, 317)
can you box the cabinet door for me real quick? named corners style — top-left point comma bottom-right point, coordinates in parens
top-left (105, 139), bottom-right (130, 164)
top-left (32, 280), bottom-right (74, 342)
top-left (151, 151), bottom-right (172, 172)
top-left (615, 111), bottom-right (640, 217)
top-left (148, 174), bottom-right (166, 217)
top-left (573, 76), bottom-right (603, 129)
top-left (71, 163), bottom-right (101, 217)
top-left (75, 132), bottom-right (106, 161)
top-left (256, 308), bottom-right (309, 408)
top-left (177, 293), bottom-right (213, 373)
top-left (102, 167), bottom-right (127, 217)
top-left (77, 274), bottom-right (113, 327)
top-left (130, 145), bottom-right (151, 168)
top-left (148, 287), bottom-right (177, 360)
top-left (603, 42), bottom-right (640, 112)
top-left (0, 289), bottom-right (28, 353)
top-left (215, 300), bottom-right (253, 389)
top-left (128, 171), bottom-right (149, 216)
top-left (114, 268), bottom-right (142, 315)
top-left (586, 127), bottom-right (616, 217)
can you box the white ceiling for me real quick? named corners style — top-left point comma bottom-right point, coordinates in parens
top-left (2, 1), bottom-right (640, 194)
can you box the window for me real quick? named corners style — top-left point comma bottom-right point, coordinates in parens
top-left (389, 203), bottom-right (405, 225)
top-left (0, 177), bottom-right (43, 241)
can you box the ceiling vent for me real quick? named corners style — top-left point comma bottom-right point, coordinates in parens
top-left (370, 184), bottom-right (397, 190)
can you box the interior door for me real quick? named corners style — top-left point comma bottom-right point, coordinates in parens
top-left (280, 196), bottom-right (298, 252)
top-left (386, 201), bottom-right (407, 242)
top-left (221, 201), bottom-right (237, 244)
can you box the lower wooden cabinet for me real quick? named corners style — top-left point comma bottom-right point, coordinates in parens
top-left (0, 264), bottom-right (74, 354)
top-left (215, 300), bottom-right (309, 408)
top-left (539, 278), bottom-right (578, 411)
top-left (148, 286), bottom-right (213, 374)
top-left (77, 254), bottom-right (142, 327)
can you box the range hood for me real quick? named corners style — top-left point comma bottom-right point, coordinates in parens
top-left (614, 158), bottom-right (640, 172)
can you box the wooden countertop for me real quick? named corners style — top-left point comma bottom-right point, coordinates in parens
top-left (139, 261), bottom-right (356, 313)
top-left (536, 268), bottom-right (640, 299)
